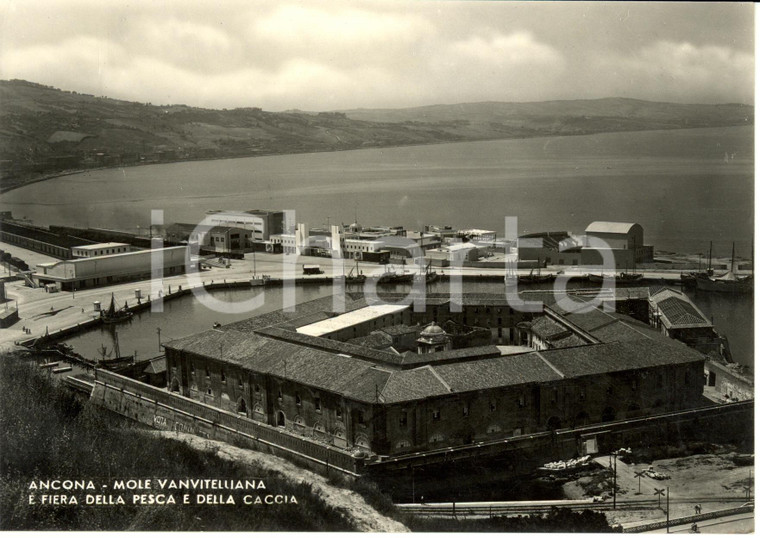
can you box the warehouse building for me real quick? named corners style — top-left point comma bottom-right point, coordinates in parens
top-left (33, 246), bottom-right (187, 290)
top-left (71, 242), bottom-right (130, 258)
top-left (581, 221), bottom-right (654, 268)
top-left (205, 209), bottom-right (284, 241)
top-left (163, 292), bottom-right (705, 457)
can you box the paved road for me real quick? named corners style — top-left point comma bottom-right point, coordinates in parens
top-left (643, 512), bottom-right (754, 534)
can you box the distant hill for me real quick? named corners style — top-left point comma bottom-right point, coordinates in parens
top-left (340, 98), bottom-right (753, 132)
top-left (0, 79), bottom-right (753, 192)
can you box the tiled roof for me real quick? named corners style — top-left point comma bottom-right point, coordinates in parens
top-left (399, 346), bottom-right (502, 367)
top-left (256, 326), bottom-right (404, 366)
top-left (550, 333), bottom-right (589, 348)
top-left (434, 353), bottom-right (563, 393)
top-left (540, 339), bottom-right (702, 378)
top-left (649, 288), bottom-right (712, 329)
top-left (347, 331), bottom-right (394, 350)
top-left (530, 316), bottom-right (570, 340)
top-left (381, 367), bottom-right (452, 403)
top-left (165, 293), bottom-right (705, 405)
top-left (380, 324), bottom-right (421, 336)
top-left (143, 357), bottom-right (166, 374)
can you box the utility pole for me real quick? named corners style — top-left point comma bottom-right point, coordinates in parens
top-left (612, 451), bottom-right (618, 509)
top-left (157, 327), bottom-right (162, 351)
top-left (666, 487), bottom-right (670, 533)
top-left (411, 465), bottom-right (415, 504)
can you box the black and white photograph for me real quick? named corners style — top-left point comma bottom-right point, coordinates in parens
top-left (0, 0), bottom-right (754, 533)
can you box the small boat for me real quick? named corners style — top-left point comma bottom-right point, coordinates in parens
top-left (413, 261), bottom-right (439, 284)
top-left (378, 271), bottom-right (414, 284)
top-left (101, 294), bottom-right (133, 324)
top-left (345, 261), bottom-right (366, 283)
top-left (518, 265), bottom-right (554, 284)
top-left (695, 242), bottom-right (753, 294)
top-left (587, 273), bottom-right (610, 284)
top-left (518, 273), bottom-right (554, 284)
top-left (618, 272), bottom-right (643, 282)
top-left (375, 265), bottom-right (414, 284)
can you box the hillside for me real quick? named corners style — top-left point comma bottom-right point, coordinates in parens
top-left (0, 79), bottom-right (752, 192)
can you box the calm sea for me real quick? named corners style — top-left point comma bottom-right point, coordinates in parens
top-left (1, 126), bottom-right (754, 257)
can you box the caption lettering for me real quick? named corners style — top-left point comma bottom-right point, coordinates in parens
top-left (27, 479), bottom-right (297, 506)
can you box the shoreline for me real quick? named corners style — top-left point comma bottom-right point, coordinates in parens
top-left (1, 124), bottom-right (749, 195)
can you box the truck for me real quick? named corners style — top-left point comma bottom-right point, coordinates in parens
top-left (302, 264), bottom-right (324, 275)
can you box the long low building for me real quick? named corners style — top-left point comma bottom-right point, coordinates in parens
top-left (33, 246), bottom-right (187, 290)
top-left (163, 292), bottom-right (705, 457)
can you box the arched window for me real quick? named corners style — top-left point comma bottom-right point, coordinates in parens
top-left (547, 416), bottom-right (562, 431)
top-left (237, 398), bottom-right (247, 415)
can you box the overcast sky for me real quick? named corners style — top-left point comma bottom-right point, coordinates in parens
top-left (0, 1), bottom-right (754, 111)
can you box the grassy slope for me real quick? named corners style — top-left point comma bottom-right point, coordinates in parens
top-left (0, 353), bottom-right (362, 531)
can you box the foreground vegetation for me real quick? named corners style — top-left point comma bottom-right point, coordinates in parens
top-left (0, 353), bottom-right (357, 531)
top-left (0, 351), bottom-right (628, 532)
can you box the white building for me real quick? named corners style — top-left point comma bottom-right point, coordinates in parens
top-left (71, 242), bottom-right (130, 258)
top-left (205, 209), bottom-right (284, 241)
top-left (34, 246), bottom-right (187, 290)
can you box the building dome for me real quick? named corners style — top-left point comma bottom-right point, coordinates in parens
top-left (416, 322), bottom-right (451, 353)
top-left (421, 322), bottom-right (445, 336)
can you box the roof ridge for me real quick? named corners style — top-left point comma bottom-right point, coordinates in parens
top-left (534, 351), bottom-right (566, 378)
top-left (423, 364), bottom-right (453, 393)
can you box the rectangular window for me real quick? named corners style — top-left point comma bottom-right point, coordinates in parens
top-left (399, 411), bottom-right (408, 427)
top-left (357, 410), bottom-right (365, 424)
top-left (336, 407), bottom-right (342, 419)
top-left (432, 409), bottom-right (441, 421)
top-left (315, 397), bottom-right (321, 411)
top-left (518, 394), bottom-right (526, 408)
top-left (463, 405), bottom-right (469, 417)
top-left (296, 393), bottom-right (302, 406)
top-left (489, 401), bottom-right (496, 412)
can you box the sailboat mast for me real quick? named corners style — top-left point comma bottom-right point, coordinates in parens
top-left (708, 241), bottom-right (713, 273)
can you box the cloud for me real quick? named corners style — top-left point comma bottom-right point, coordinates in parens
top-left (448, 32), bottom-right (563, 67)
top-left (0, 1), bottom-right (753, 109)
top-left (591, 40), bottom-right (754, 103)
